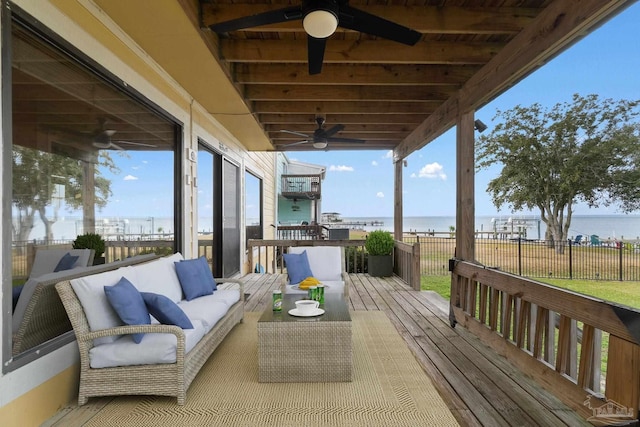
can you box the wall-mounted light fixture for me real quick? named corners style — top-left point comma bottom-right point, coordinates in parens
top-left (474, 119), bottom-right (488, 133)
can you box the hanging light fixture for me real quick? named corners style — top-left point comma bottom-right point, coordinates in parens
top-left (302, 1), bottom-right (339, 39)
top-left (313, 141), bottom-right (328, 149)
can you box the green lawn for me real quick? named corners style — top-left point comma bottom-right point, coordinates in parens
top-left (421, 275), bottom-right (640, 309)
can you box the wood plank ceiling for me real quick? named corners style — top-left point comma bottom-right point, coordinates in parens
top-left (198, 0), bottom-right (547, 152)
top-left (81, 0), bottom-right (631, 156)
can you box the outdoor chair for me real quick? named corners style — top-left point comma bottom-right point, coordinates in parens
top-left (282, 246), bottom-right (349, 297)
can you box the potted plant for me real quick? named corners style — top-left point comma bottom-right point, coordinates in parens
top-left (365, 230), bottom-right (394, 277)
top-left (73, 232), bottom-right (106, 265)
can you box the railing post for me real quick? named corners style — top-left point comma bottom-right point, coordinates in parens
top-left (619, 242), bottom-right (623, 281)
top-left (518, 237), bottom-right (522, 276)
top-left (412, 242), bottom-right (420, 291)
top-left (568, 239), bottom-right (573, 280)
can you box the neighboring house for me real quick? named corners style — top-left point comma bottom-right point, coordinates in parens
top-left (276, 153), bottom-right (326, 226)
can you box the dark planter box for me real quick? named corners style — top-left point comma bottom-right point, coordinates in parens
top-left (368, 255), bottom-right (393, 277)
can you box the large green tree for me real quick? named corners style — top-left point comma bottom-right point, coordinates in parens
top-left (12, 146), bottom-right (118, 244)
top-left (476, 94), bottom-right (640, 252)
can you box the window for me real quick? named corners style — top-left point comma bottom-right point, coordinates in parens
top-left (4, 12), bottom-right (181, 369)
top-left (245, 171), bottom-right (263, 248)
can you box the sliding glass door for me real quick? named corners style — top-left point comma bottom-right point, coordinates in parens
top-left (197, 144), bottom-right (240, 277)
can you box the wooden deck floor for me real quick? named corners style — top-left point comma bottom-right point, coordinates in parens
top-left (47, 273), bottom-right (590, 427)
top-left (242, 273), bottom-right (590, 427)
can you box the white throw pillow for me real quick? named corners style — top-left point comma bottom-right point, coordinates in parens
top-left (289, 246), bottom-right (343, 281)
top-left (131, 253), bottom-right (184, 303)
top-left (70, 266), bottom-right (139, 345)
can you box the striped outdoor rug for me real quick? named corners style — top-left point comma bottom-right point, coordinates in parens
top-left (79, 311), bottom-right (459, 426)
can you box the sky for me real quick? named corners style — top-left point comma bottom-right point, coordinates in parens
top-left (287, 3), bottom-right (640, 218)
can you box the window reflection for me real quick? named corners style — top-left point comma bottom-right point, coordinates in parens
top-left (9, 22), bottom-right (177, 358)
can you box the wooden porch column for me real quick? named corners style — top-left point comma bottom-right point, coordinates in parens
top-left (455, 112), bottom-right (475, 261)
top-left (394, 159), bottom-right (403, 242)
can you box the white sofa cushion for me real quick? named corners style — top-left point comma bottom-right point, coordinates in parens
top-left (178, 298), bottom-right (230, 334)
top-left (70, 266), bottom-right (139, 345)
top-left (130, 252), bottom-right (184, 303)
top-left (89, 319), bottom-right (206, 368)
top-left (288, 246), bottom-right (343, 282)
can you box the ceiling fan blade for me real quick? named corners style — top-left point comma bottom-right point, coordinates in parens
top-left (115, 140), bottom-right (158, 148)
top-left (338, 6), bottom-right (421, 46)
top-left (326, 137), bottom-right (366, 143)
top-left (307, 36), bottom-right (326, 75)
top-left (284, 140), bottom-right (310, 147)
top-left (280, 130), bottom-right (310, 138)
top-left (210, 6), bottom-right (302, 33)
top-left (323, 124), bottom-right (345, 137)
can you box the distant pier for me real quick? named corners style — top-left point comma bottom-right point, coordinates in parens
top-left (323, 220), bottom-right (384, 229)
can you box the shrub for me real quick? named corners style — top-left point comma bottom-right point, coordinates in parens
top-left (72, 232), bottom-right (105, 258)
top-left (365, 230), bottom-right (394, 256)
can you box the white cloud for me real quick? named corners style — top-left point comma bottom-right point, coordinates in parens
top-left (418, 162), bottom-right (447, 180)
top-left (329, 165), bottom-right (354, 172)
top-left (123, 175), bottom-right (138, 181)
top-left (371, 160), bottom-right (378, 166)
top-left (376, 192), bottom-right (384, 198)
top-left (384, 150), bottom-right (393, 159)
top-left (410, 173), bottom-right (417, 178)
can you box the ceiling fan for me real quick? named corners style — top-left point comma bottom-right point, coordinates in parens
top-left (91, 122), bottom-right (156, 150)
top-left (280, 116), bottom-right (366, 149)
top-left (209, 0), bottom-right (421, 74)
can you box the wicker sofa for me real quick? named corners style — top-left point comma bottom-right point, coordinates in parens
top-left (55, 253), bottom-right (244, 405)
top-left (12, 254), bottom-right (157, 356)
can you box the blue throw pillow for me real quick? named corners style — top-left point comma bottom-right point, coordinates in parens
top-left (174, 257), bottom-right (214, 300)
top-left (141, 292), bottom-right (193, 329)
top-left (54, 252), bottom-right (79, 272)
top-left (104, 277), bottom-right (150, 343)
top-left (283, 250), bottom-right (314, 284)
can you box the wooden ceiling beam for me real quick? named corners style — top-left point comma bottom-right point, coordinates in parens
top-left (233, 63), bottom-right (480, 85)
top-left (265, 123), bottom-right (416, 133)
top-left (258, 113), bottom-right (426, 125)
top-left (202, 5), bottom-right (538, 34)
top-left (273, 141), bottom-right (398, 151)
top-left (252, 101), bottom-right (439, 114)
top-left (272, 132), bottom-right (408, 141)
top-left (221, 39), bottom-right (501, 64)
top-left (244, 85), bottom-right (456, 102)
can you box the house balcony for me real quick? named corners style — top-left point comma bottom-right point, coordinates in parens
top-left (280, 174), bottom-right (321, 200)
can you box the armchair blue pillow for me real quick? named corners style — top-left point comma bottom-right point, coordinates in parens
top-left (283, 250), bottom-right (314, 284)
top-left (54, 252), bottom-right (79, 272)
top-left (175, 256), bottom-right (216, 300)
top-left (104, 277), bottom-right (150, 343)
top-left (141, 292), bottom-right (193, 329)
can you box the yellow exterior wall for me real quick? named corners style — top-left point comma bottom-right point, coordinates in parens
top-left (0, 365), bottom-right (78, 427)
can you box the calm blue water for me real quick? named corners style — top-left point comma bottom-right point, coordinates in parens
top-left (26, 215), bottom-right (640, 243)
top-left (340, 215), bottom-right (640, 241)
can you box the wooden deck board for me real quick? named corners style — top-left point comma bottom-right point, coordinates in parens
top-left (47, 272), bottom-right (590, 427)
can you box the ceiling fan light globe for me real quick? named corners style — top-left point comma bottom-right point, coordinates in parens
top-left (303, 10), bottom-right (338, 38)
top-left (313, 141), bottom-right (328, 149)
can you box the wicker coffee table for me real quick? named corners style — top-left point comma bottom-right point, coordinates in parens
top-left (258, 293), bottom-right (352, 383)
